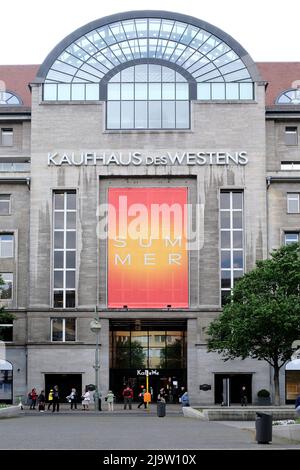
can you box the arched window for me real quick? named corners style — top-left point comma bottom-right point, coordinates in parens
top-left (0, 359), bottom-right (13, 403)
top-left (276, 89), bottom-right (300, 105)
top-left (0, 91), bottom-right (22, 105)
top-left (106, 64), bottom-right (190, 129)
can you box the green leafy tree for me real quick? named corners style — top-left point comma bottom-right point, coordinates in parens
top-left (116, 341), bottom-right (146, 368)
top-left (207, 244), bottom-right (300, 405)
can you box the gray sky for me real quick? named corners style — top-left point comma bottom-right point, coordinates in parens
top-left (1, 0), bottom-right (299, 64)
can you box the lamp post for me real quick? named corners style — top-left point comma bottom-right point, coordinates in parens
top-left (90, 318), bottom-right (101, 411)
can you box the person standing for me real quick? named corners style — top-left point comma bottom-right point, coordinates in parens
top-left (52, 385), bottom-right (60, 412)
top-left (47, 389), bottom-right (53, 411)
top-left (295, 394), bottom-right (300, 416)
top-left (29, 388), bottom-right (37, 410)
top-left (38, 390), bottom-right (45, 412)
top-left (240, 386), bottom-right (248, 407)
top-left (67, 388), bottom-right (78, 410)
top-left (106, 390), bottom-right (115, 411)
top-left (82, 389), bottom-right (91, 411)
top-left (122, 385), bottom-right (133, 410)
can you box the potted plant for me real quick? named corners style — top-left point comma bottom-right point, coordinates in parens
top-left (257, 389), bottom-right (271, 406)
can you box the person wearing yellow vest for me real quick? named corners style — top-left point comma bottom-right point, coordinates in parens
top-left (47, 389), bottom-right (53, 411)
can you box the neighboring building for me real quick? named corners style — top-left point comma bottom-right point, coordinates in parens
top-left (0, 11), bottom-right (299, 405)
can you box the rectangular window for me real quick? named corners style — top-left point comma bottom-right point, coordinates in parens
top-left (0, 273), bottom-right (13, 300)
top-left (287, 193), bottom-right (300, 213)
top-left (53, 191), bottom-right (76, 308)
top-left (51, 318), bottom-right (76, 342)
top-left (0, 195), bottom-right (11, 215)
top-left (285, 127), bottom-right (298, 146)
top-left (220, 191), bottom-right (244, 306)
top-left (285, 233), bottom-right (299, 245)
top-left (0, 234), bottom-right (14, 258)
top-left (1, 128), bottom-right (13, 146)
top-left (0, 324), bottom-right (13, 342)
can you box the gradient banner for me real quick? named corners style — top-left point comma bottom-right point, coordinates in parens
top-left (108, 187), bottom-right (188, 308)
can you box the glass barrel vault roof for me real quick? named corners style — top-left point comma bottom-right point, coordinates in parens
top-left (37, 11), bottom-right (259, 85)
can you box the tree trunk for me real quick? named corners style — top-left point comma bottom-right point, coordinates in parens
top-left (273, 364), bottom-right (280, 406)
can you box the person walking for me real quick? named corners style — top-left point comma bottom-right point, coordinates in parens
top-left (240, 386), bottom-right (248, 407)
top-left (47, 389), bottom-right (53, 411)
top-left (28, 388), bottom-right (37, 410)
top-left (137, 389), bottom-right (147, 409)
top-left (38, 390), bottom-right (45, 412)
top-left (82, 389), bottom-right (91, 411)
top-left (122, 385), bottom-right (133, 410)
top-left (52, 385), bottom-right (60, 412)
top-left (295, 394), bottom-right (300, 417)
top-left (105, 390), bottom-right (115, 411)
top-left (67, 388), bottom-right (78, 410)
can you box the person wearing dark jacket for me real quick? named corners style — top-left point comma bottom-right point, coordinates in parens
top-left (295, 395), bottom-right (300, 416)
top-left (38, 390), bottom-right (45, 412)
top-left (52, 385), bottom-right (60, 412)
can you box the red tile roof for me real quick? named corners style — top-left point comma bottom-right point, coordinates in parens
top-left (0, 65), bottom-right (39, 107)
top-left (257, 62), bottom-right (300, 106)
top-left (0, 63), bottom-right (300, 108)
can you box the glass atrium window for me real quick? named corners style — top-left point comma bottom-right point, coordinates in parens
top-left (106, 64), bottom-right (189, 129)
top-left (0, 91), bottom-right (22, 105)
top-left (276, 89), bottom-right (300, 105)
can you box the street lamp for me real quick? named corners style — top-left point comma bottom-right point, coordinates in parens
top-left (90, 318), bottom-right (101, 411)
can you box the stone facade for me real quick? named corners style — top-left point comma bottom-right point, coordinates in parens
top-left (0, 12), bottom-right (299, 406)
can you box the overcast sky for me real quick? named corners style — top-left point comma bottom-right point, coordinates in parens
top-left (1, 0), bottom-right (299, 64)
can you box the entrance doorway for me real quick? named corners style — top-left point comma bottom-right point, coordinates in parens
top-left (110, 369), bottom-right (186, 403)
top-left (214, 374), bottom-right (252, 405)
top-left (45, 374), bottom-right (82, 403)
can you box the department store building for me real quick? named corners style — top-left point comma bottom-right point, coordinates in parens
top-left (0, 11), bottom-right (300, 405)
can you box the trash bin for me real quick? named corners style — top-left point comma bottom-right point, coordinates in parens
top-left (255, 412), bottom-right (272, 443)
top-left (157, 401), bottom-right (166, 417)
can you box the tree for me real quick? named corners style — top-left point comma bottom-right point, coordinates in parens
top-left (207, 243), bottom-right (300, 405)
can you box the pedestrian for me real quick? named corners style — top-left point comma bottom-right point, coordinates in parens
top-left (157, 388), bottom-right (166, 403)
top-left (240, 386), bottom-right (248, 407)
top-left (66, 388), bottom-right (78, 410)
top-left (295, 394), bottom-right (300, 417)
top-left (137, 389), bottom-right (147, 409)
top-left (38, 390), bottom-right (45, 412)
top-left (181, 391), bottom-right (190, 407)
top-left (47, 388), bottom-right (53, 410)
top-left (52, 385), bottom-right (60, 412)
top-left (82, 389), bottom-right (91, 410)
top-left (28, 388), bottom-right (37, 410)
top-left (122, 385), bottom-right (133, 410)
top-left (105, 390), bottom-right (115, 411)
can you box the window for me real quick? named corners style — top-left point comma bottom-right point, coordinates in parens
top-left (0, 234), bottom-right (14, 258)
top-left (276, 89), bottom-right (300, 105)
top-left (0, 273), bottom-right (13, 300)
top-left (220, 191), bottom-right (244, 306)
top-left (106, 64), bottom-right (190, 129)
top-left (197, 82), bottom-right (254, 100)
top-left (0, 325), bottom-right (13, 342)
top-left (51, 318), bottom-right (76, 341)
top-left (285, 233), bottom-right (299, 245)
top-left (287, 193), bottom-right (300, 213)
top-left (0, 91), bottom-right (22, 105)
top-left (53, 191), bottom-right (76, 308)
top-left (1, 128), bottom-right (13, 146)
top-left (285, 127), bottom-right (298, 146)
top-left (0, 360), bottom-right (13, 402)
top-left (281, 161), bottom-right (300, 170)
top-left (0, 195), bottom-right (11, 215)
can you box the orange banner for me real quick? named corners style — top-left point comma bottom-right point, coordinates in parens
top-left (108, 188), bottom-right (188, 308)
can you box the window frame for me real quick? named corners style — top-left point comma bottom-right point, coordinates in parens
top-left (0, 324), bottom-right (13, 342)
top-left (1, 128), bottom-right (13, 147)
top-left (0, 195), bottom-right (11, 216)
top-left (0, 273), bottom-right (13, 301)
top-left (50, 317), bottom-right (77, 342)
top-left (284, 126), bottom-right (298, 146)
top-left (0, 233), bottom-right (14, 258)
top-left (287, 193), bottom-right (300, 214)
top-left (284, 232), bottom-right (299, 246)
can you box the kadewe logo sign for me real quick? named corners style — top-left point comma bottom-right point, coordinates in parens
top-left (108, 188), bottom-right (188, 308)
